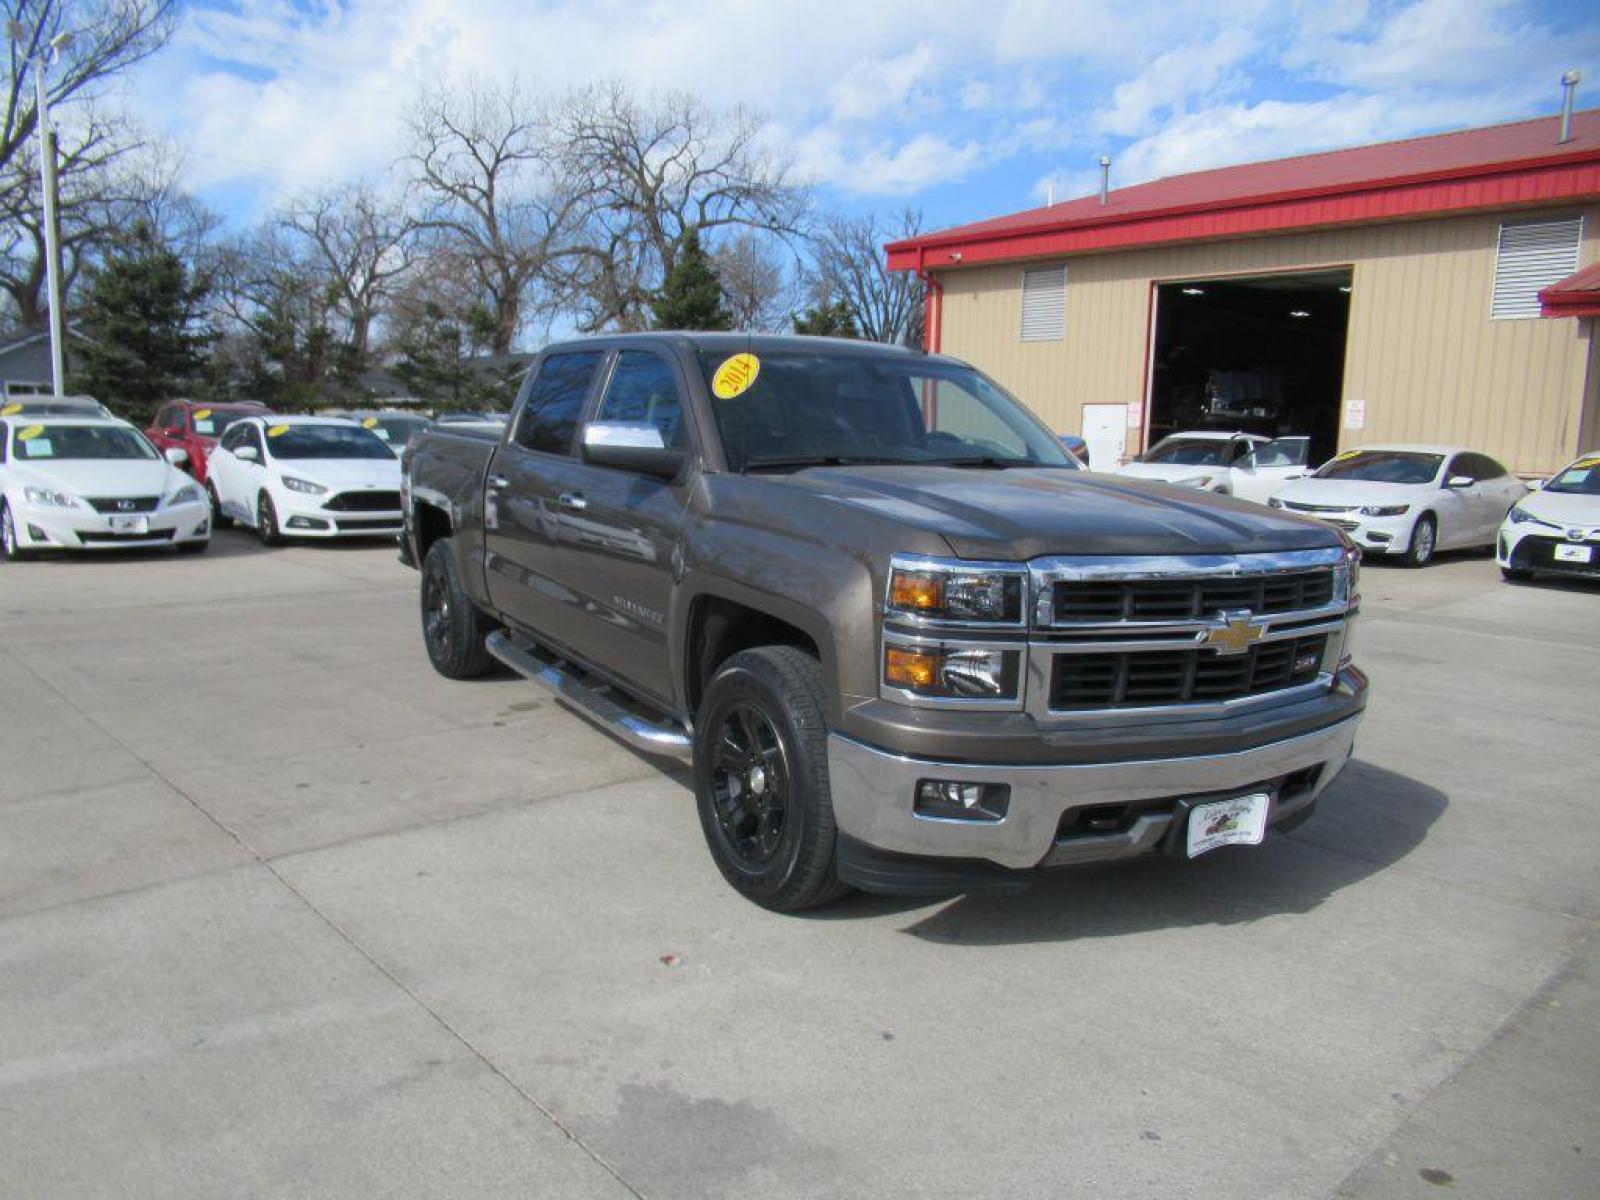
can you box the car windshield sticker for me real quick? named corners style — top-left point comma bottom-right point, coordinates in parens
top-left (17, 424), bottom-right (44, 440)
top-left (1, 402), bottom-right (22, 415)
top-left (1559, 468), bottom-right (1592, 486)
top-left (1572, 456), bottom-right (1600, 470)
top-left (362, 417), bottom-right (379, 428)
top-left (267, 424), bottom-right (290, 438)
top-left (1331, 449), bottom-right (1360, 461)
top-left (193, 408), bottom-right (215, 434)
top-left (712, 353), bottom-right (761, 400)
top-left (193, 408), bottom-right (212, 420)
top-left (19, 429), bottom-right (53, 456)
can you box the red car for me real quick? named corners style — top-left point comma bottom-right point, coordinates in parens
top-left (147, 400), bottom-right (269, 486)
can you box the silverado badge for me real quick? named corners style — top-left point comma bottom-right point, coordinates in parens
top-left (1203, 610), bottom-right (1267, 656)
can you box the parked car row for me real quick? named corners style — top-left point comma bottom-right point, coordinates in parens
top-left (0, 398), bottom-right (406, 559)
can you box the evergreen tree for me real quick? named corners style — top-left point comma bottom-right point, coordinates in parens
top-left (793, 300), bottom-right (858, 338)
top-left (72, 224), bottom-right (214, 422)
top-left (651, 228), bottom-right (732, 331)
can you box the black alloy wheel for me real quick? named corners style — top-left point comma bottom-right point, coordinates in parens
top-left (709, 702), bottom-right (793, 869)
top-left (257, 492), bottom-right (283, 546)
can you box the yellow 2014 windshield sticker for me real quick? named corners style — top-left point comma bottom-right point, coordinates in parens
top-left (362, 417), bottom-right (379, 428)
top-left (16, 424), bottom-right (44, 440)
top-left (1573, 456), bottom-right (1600, 470)
top-left (267, 424), bottom-right (290, 437)
top-left (193, 408), bottom-right (212, 421)
top-left (1331, 449), bottom-right (1361, 462)
top-left (712, 353), bottom-right (761, 399)
top-left (1, 403), bottom-right (22, 415)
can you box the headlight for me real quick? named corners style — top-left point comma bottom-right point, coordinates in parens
top-left (280, 475), bottom-right (328, 495)
top-left (1508, 504), bottom-right (1556, 528)
top-left (166, 484), bottom-right (201, 507)
top-left (1332, 547), bottom-right (1361, 607)
top-left (23, 486), bottom-right (78, 508)
top-left (887, 557), bottom-right (1025, 625)
top-left (1359, 504), bottom-right (1409, 517)
top-left (884, 643), bottom-right (1021, 701)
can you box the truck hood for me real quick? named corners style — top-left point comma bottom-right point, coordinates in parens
top-left (768, 465), bottom-right (1339, 559)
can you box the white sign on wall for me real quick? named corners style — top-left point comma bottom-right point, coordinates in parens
top-left (1126, 402), bottom-right (1143, 429)
top-left (1343, 398), bottom-right (1366, 431)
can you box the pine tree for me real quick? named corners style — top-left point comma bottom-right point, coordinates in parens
top-left (651, 228), bottom-right (732, 331)
top-left (793, 301), bottom-right (858, 338)
top-left (72, 224), bottom-right (214, 422)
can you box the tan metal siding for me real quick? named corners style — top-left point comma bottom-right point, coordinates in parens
top-left (936, 207), bottom-right (1600, 475)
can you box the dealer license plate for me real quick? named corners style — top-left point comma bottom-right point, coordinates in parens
top-left (1554, 544), bottom-right (1592, 563)
top-left (1186, 792), bottom-right (1271, 858)
top-left (108, 515), bottom-right (149, 534)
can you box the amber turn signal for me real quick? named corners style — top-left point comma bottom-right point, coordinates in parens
top-left (884, 645), bottom-right (941, 689)
top-left (889, 571), bottom-right (944, 612)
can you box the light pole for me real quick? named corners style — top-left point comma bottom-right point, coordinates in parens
top-left (6, 22), bottom-right (75, 395)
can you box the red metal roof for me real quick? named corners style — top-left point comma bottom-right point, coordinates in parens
top-left (887, 110), bottom-right (1600, 272)
top-left (1540, 260), bottom-right (1600, 318)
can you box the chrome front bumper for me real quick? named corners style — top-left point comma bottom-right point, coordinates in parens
top-left (827, 714), bottom-right (1361, 871)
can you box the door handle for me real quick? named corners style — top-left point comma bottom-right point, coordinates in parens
top-left (557, 492), bottom-right (588, 511)
top-left (487, 474), bottom-right (510, 489)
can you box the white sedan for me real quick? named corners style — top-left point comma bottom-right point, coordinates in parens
top-left (1269, 445), bottom-right (1526, 566)
top-left (0, 416), bottom-right (210, 559)
top-left (206, 416), bottom-right (402, 544)
top-left (1114, 431), bottom-right (1313, 503)
top-left (1498, 451), bottom-right (1600, 582)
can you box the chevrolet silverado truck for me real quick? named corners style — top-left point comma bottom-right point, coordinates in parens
top-left (401, 333), bottom-right (1366, 911)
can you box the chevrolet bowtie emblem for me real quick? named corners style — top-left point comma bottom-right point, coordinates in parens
top-left (1202, 610), bottom-right (1266, 655)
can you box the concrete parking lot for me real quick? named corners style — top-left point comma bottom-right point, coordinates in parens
top-left (2, 533), bottom-right (1597, 1199)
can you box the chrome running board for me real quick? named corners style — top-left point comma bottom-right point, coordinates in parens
top-left (485, 629), bottom-right (692, 763)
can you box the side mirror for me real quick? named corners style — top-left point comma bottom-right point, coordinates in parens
top-left (581, 421), bottom-right (686, 480)
top-left (1445, 475), bottom-right (1473, 489)
top-left (1526, 478), bottom-right (1545, 491)
top-left (163, 446), bottom-right (188, 466)
top-left (164, 427), bottom-right (183, 438)
top-left (236, 445), bottom-right (260, 463)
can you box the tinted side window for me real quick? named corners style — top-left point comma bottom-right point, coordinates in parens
top-left (596, 351), bottom-right (687, 448)
top-left (154, 406), bottom-right (176, 431)
top-left (220, 424), bottom-right (247, 451)
top-left (515, 352), bottom-right (603, 455)
top-left (1468, 453), bottom-right (1507, 480)
top-left (1445, 455), bottom-right (1471, 481)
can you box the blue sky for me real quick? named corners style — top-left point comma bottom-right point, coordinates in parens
top-left (112, 0), bottom-right (1600, 235)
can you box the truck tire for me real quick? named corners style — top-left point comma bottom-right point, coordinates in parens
top-left (420, 538), bottom-right (496, 679)
top-left (693, 646), bottom-right (851, 912)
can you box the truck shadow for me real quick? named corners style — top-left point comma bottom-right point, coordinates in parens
top-left (836, 760), bottom-right (1445, 944)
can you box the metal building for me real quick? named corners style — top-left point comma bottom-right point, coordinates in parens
top-left (887, 110), bottom-right (1600, 475)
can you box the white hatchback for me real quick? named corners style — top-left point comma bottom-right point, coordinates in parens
top-left (0, 416), bottom-right (210, 559)
top-left (1114, 431), bottom-right (1313, 503)
top-left (1498, 451), bottom-right (1600, 582)
top-left (1270, 445), bottom-right (1526, 566)
top-left (206, 416), bottom-right (402, 544)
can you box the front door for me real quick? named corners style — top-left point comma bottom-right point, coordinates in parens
top-left (1082, 404), bottom-right (1128, 471)
top-left (535, 348), bottom-right (697, 707)
top-left (482, 349), bottom-right (608, 653)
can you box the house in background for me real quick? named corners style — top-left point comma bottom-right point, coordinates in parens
top-left (888, 110), bottom-right (1600, 475)
top-left (0, 325), bottom-right (90, 398)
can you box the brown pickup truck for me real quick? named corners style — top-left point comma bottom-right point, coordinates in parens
top-left (401, 333), bottom-right (1366, 911)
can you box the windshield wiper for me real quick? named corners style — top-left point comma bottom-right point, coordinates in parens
top-left (741, 454), bottom-right (916, 473)
top-left (929, 456), bottom-right (1039, 469)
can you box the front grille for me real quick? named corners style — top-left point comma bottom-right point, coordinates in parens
top-left (1049, 634), bottom-right (1328, 710)
top-left (1511, 535), bottom-right (1600, 575)
top-left (84, 496), bottom-right (160, 514)
top-left (1282, 501), bottom-right (1351, 514)
top-left (78, 528), bottom-right (175, 544)
top-left (324, 490), bottom-right (400, 512)
top-left (334, 517), bottom-right (402, 531)
top-left (1052, 570), bottom-right (1335, 623)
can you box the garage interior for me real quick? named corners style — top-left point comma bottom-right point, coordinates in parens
top-left (1147, 269), bottom-right (1353, 465)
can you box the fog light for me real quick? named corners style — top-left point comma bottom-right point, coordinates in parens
top-left (914, 780), bottom-right (1010, 822)
top-left (285, 516), bottom-right (330, 530)
top-left (27, 524), bottom-right (46, 541)
top-left (1365, 531), bottom-right (1391, 544)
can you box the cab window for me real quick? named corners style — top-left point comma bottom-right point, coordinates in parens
top-left (514, 351), bottom-right (604, 455)
top-left (595, 351), bottom-right (688, 448)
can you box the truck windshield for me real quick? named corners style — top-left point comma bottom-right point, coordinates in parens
top-left (696, 350), bottom-right (1074, 473)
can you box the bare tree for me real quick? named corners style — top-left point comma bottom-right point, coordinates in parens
top-left (553, 82), bottom-right (808, 332)
top-left (281, 184), bottom-right (416, 367)
top-left (210, 224), bottom-right (342, 399)
top-left (807, 208), bottom-right (925, 346)
top-left (403, 77), bottom-right (582, 353)
top-left (2, 0), bottom-right (177, 178)
top-left (714, 230), bottom-right (795, 332)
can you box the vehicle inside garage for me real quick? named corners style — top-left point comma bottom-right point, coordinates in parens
top-left (1147, 269), bottom-right (1353, 466)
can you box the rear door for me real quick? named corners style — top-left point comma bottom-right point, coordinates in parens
top-left (482, 349), bottom-right (608, 652)
top-left (1463, 453), bottom-right (1525, 538)
top-left (1436, 453), bottom-right (1483, 548)
top-left (533, 347), bottom-right (698, 706)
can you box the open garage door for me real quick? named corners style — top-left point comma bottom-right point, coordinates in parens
top-left (1147, 269), bottom-right (1352, 468)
